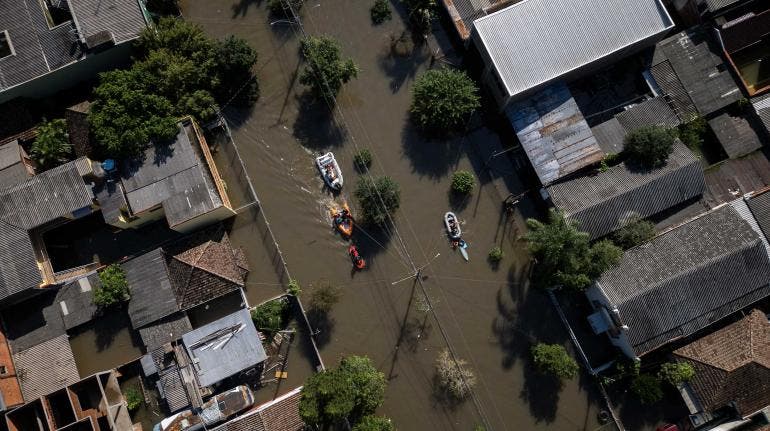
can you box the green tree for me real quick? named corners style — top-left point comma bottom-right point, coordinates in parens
top-left (658, 362), bottom-right (695, 386)
top-left (89, 68), bottom-right (179, 158)
top-left (624, 126), bottom-right (676, 168)
top-left (214, 35), bottom-right (259, 105)
top-left (95, 264), bottom-right (130, 308)
top-left (677, 115), bottom-right (707, 151)
top-left (451, 170), bottom-right (475, 194)
top-left (300, 36), bottom-right (359, 102)
top-left (300, 356), bottom-right (386, 427)
top-left (251, 297), bottom-right (290, 335)
top-left (410, 68), bottom-right (480, 133)
top-left (488, 246), bottom-right (503, 263)
top-left (123, 386), bottom-right (143, 412)
top-left (370, 0), bottom-right (392, 24)
top-left (355, 176), bottom-right (401, 225)
top-left (612, 216), bottom-right (656, 249)
top-left (530, 343), bottom-right (579, 380)
top-left (135, 18), bottom-right (217, 71)
top-left (631, 374), bottom-right (663, 404)
top-left (526, 210), bottom-right (622, 290)
top-left (354, 149), bottom-right (373, 171)
top-left (353, 415), bottom-right (394, 431)
top-left (31, 118), bottom-right (72, 170)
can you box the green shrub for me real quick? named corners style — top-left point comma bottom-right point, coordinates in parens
top-left (677, 115), bottom-right (707, 150)
top-left (451, 170), bottom-right (475, 194)
top-left (31, 118), bottom-right (72, 170)
top-left (354, 149), bottom-right (373, 171)
top-left (624, 126), bottom-right (676, 168)
top-left (658, 362), bottom-right (695, 386)
top-left (124, 386), bottom-right (143, 412)
top-left (488, 246), bottom-right (503, 263)
top-left (612, 216), bottom-right (656, 249)
top-left (530, 343), bottom-right (579, 380)
top-left (631, 374), bottom-right (663, 404)
top-left (94, 265), bottom-right (130, 308)
top-left (251, 297), bottom-right (290, 335)
top-left (355, 176), bottom-right (401, 225)
top-left (287, 279), bottom-right (302, 296)
top-left (410, 68), bottom-right (480, 133)
top-left (370, 0), bottom-right (392, 24)
top-left (353, 415), bottom-right (394, 431)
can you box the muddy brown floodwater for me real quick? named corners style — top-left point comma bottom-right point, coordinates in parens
top-left (181, 0), bottom-right (608, 429)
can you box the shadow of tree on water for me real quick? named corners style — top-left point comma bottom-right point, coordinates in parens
top-left (292, 93), bottom-right (348, 149)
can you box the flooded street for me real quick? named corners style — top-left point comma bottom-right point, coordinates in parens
top-left (181, 0), bottom-right (606, 429)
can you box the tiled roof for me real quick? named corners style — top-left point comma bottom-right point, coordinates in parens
top-left (752, 92), bottom-right (770, 138)
top-left (13, 334), bottom-right (79, 401)
top-left (597, 203), bottom-right (770, 355)
top-left (674, 309), bottom-right (770, 416)
top-left (0, 141), bottom-right (30, 190)
top-left (138, 313), bottom-right (192, 351)
top-left (615, 97), bottom-right (680, 133)
top-left (56, 273), bottom-right (100, 331)
top-left (748, 189), bottom-right (770, 242)
top-left (212, 388), bottom-right (303, 431)
top-left (651, 28), bottom-right (742, 118)
top-left (547, 142), bottom-right (705, 240)
top-left (125, 248), bottom-right (179, 329)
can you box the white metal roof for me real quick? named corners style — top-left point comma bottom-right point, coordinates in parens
top-left (473, 0), bottom-right (674, 99)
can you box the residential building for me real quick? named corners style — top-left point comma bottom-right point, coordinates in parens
top-left (124, 227), bottom-right (249, 337)
top-left (673, 309), bottom-right (770, 429)
top-left (546, 142), bottom-right (705, 240)
top-left (12, 334), bottom-right (80, 402)
top-left (4, 370), bottom-right (134, 431)
top-left (211, 386), bottom-right (304, 431)
top-left (141, 309), bottom-right (267, 413)
top-left (0, 140), bottom-right (34, 189)
top-left (586, 199), bottom-right (770, 359)
top-left (95, 118), bottom-right (236, 234)
top-left (470, 0), bottom-right (674, 108)
top-left (0, 157), bottom-right (98, 305)
top-left (0, 0), bottom-right (150, 103)
top-left (591, 96), bottom-right (681, 154)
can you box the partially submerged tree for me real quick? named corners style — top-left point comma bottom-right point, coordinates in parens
top-left (370, 0), bottom-right (392, 24)
top-left (410, 68), bottom-right (480, 133)
top-left (612, 216), bottom-right (656, 249)
top-left (309, 280), bottom-right (341, 314)
top-left (300, 356), bottom-right (386, 428)
top-left (450, 170), bottom-right (475, 194)
top-left (31, 118), bottom-right (72, 170)
top-left (355, 176), bottom-right (401, 225)
top-left (434, 349), bottom-right (476, 402)
top-left (300, 36), bottom-right (359, 103)
top-left (658, 362), bottom-right (695, 386)
top-left (94, 264), bottom-right (130, 308)
top-left (530, 343), bottom-right (579, 380)
top-left (526, 210), bottom-right (622, 290)
top-left (251, 297), bottom-right (290, 336)
top-left (624, 126), bottom-right (676, 168)
top-left (402, 0), bottom-right (436, 33)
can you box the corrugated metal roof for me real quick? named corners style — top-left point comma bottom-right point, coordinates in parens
top-left (506, 82), bottom-right (604, 185)
top-left (591, 118), bottom-right (626, 155)
top-left (472, 0), bottom-right (674, 99)
top-left (615, 97), bottom-right (680, 132)
top-left (651, 28), bottom-right (742, 118)
top-left (708, 111), bottom-right (763, 159)
top-left (138, 313), bottom-right (192, 351)
top-left (596, 203), bottom-right (770, 356)
top-left (13, 334), bottom-right (79, 400)
top-left (182, 308), bottom-right (267, 387)
top-left (747, 189), bottom-right (770, 243)
top-left (752, 92), bottom-right (770, 137)
top-left (0, 220), bottom-right (39, 299)
top-left (68, 0), bottom-right (148, 44)
top-left (124, 248), bottom-right (180, 329)
top-left (548, 142), bottom-right (705, 240)
top-left (700, 0), bottom-right (742, 14)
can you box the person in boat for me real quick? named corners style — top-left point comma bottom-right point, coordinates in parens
top-left (349, 245), bottom-right (365, 269)
top-left (325, 165), bottom-right (336, 181)
top-left (448, 218), bottom-right (459, 236)
top-left (342, 208), bottom-right (350, 219)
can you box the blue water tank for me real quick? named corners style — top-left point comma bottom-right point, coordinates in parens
top-left (102, 159), bottom-right (115, 172)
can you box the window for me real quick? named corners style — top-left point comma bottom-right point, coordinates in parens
top-left (39, 0), bottom-right (73, 28)
top-left (0, 31), bottom-right (13, 59)
top-left (0, 365), bottom-right (7, 375)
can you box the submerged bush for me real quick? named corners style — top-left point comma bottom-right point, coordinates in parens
top-left (410, 68), bottom-right (479, 133)
top-left (251, 297), bottom-right (290, 335)
top-left (370, 0), bottom-right (392, 24)
top-left (354, 149), bottom-right (373, 171)
top-left (434, 349), bottom-right (476, 401)
top-left (530, 343), bottom-right (579, 380)
top-left (451, 170), bottom-right (475, 194)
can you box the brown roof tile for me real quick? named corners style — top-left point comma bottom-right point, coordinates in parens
top-left (674, 309), bottom-right (770, 416)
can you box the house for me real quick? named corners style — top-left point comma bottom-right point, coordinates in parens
top-left (95, 118), bottom-right (236, 234)
top-left (124, 227), bottom-right (249, 339)
top-left (546, 142), bottom-right (705, 240)
top-left (0, 157), bottom-right (98, 305)
top-left (0, 0), bottom-right (150, 103)
top-left (210, 386), bottom-right (304, 431)
top-left (141, 309), bottom-right (267, 413)
top-left (0, 140), bottom-right (34, 189)
top-left (470, 0), bottom-right (674, 108)
top-left (4, 370), bottom-right (134, 431)
top-left (591, 96), bottom-right (682, 154)
top-left (673, 309), bottom-right (770, 429)
top-left (586, 199), bottom-right (770, 359)
top-left (11, 334), bottom-right (80, 402)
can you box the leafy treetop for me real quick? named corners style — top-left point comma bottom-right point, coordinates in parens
top-left (526, 210), bottom-right (622, 290)
top-left (410, 68), bottom-right (480, 133)
top-left (31, 118), bottom-right (72, 170)
top-left (658, 361), bottom-right (695, 386)
top-left (352, 415), bottom-right (394, 431)
top-left (624, 126), bottom-right (676, 168)
top-left (300, 36), bottom-right (358, 103)
top-left (355, 176), bottom-right (401, 226)
top-left (94, 264), bottom-right (130, 308)
top-left (299, 355), bottom-right (386, 427)
top-left (530, 343), bottom-right (579, 380)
